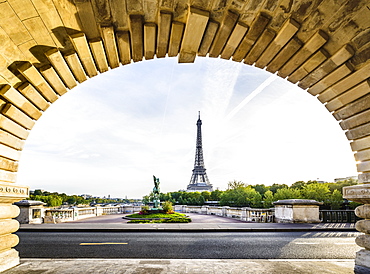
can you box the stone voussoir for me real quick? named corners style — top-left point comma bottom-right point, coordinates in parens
top-left (356, 205), bottom-right (370, 219)
top-left (356, 220), bottom-right (370, 234)
top-left (356, 234), bottom-right (370, 250)
top-left (355, 249), bottom-right (370, 269)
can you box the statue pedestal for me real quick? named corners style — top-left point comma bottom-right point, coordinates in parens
top-left (148, 209), bottom-right (163, 214)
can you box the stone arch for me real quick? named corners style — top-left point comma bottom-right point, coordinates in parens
top-left (0, 0), bottom-right (369, 271)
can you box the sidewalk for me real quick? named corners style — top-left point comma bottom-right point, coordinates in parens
top-left (4, 259), bottom-right (355, 274)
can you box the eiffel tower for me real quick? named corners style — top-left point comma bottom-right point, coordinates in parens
top-left (187, 112), bottom-right (213, 192)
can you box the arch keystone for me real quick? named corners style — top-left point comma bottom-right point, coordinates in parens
top-left (179, 7), bottom-right (209, 63)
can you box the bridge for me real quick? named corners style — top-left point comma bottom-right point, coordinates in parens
top-left (0, 0), bottom-right (369, 272)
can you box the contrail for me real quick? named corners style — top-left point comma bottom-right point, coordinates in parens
top-left (225, 73), bottom-right (278, 121)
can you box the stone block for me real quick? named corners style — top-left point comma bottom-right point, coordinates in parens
top-left (0, 219), bottom-right (19, 235)
top-left (356, 220), bottom-right (370, 234)
top-left (355, 249), bottom-right (370, 269)
top-left (0, 249), bottom-right (19, 273)
top-left (343, 184), bottom-right (370, 204)
top-left (0, 234), bottom-right (19, 252)
top-left (359, 174), bottom-right (370, 184)
top-left (273, 199), bottom-right (322, 223)
top-left (0, 204), bottom-right (19, 219)
top-left (179, 7), bottom-right (209, 62)
top-left (356, 234), bottom-right (370, 250)
top-left (89, 39), bottom-right (109, 73)
top-left (355, 265), bottom-right (370, 274)
top-left (356, 205), bottom-right (370, 219)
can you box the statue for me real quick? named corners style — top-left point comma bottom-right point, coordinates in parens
top-left (152, 175), bottom-right (161, 209)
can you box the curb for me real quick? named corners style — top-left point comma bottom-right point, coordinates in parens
top-left (18, 227), bottom-right (357, 233)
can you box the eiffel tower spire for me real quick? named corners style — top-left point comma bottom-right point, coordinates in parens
top-left (187, 112), bottom-right (213, 192)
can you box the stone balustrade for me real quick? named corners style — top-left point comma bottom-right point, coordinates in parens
top-left (31, 204), bottom-right (136, 224)
top-left (175, 205), bottom-right (274, 223)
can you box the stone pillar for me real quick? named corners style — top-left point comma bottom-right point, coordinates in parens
top-left (0, 182), bottom-right (29, 272)
top-left (13, 200), bottom-right (46, 224)
top-left (343, 177), bottom-right (370, 274)
top-left (241, 207), bottom-right (247, 221)
top-left (273, 199), bottom-right (322, 223)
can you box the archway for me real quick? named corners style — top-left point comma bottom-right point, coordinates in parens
top-left (0, 0), bottom-right (369, 272)
top-left (17, 57), bottom-right (357, 197)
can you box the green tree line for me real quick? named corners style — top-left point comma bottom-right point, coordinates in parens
top-left (143, 179), bottom-right (360, 209)
top-left (29, 189), bottom-right (130, 207)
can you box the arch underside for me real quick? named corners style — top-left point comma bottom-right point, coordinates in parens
top-left (0, 0), bottom-right (369, 189)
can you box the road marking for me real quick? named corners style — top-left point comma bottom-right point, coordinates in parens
top-left (79, 243), bottom-right (128, 245)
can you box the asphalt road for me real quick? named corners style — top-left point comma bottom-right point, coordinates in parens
top-left (16, 231), bottom-right (361, 259)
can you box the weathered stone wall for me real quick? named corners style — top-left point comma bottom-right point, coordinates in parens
top-left (0, 0), bottom-right (369, 272)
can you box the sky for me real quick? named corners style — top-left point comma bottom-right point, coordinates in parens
top-left (16, 57), bottom-right (358, 198)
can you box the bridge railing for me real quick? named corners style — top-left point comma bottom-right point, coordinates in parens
top-left (175, 205), bottom-right (274, 222)
top-left (43, 205), bottom-right (133, 223)
top-left (320, 210), bottom-right (361, 223)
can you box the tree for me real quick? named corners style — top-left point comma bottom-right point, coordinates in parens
top-left (251, 184), bottom-right (269, 195)
top-left (290, 181), bottom-right (307, 189)
top-left (301, 183), bottom-right (330, 202)
top-left (327, 189), bottom-right (343, 210)
top-left (220, 186), bottom-right (261, 207)
top-left (269, 183), bottom-right (289, 194)
top-left (227, 180), bottom-right (247, 190)
top-left (210, 190), bottom-right (222, 201)
top-left (263, 190), bottom-right (275, 208)
top-left (67, 196), bottom-right (77, 205)
top-left (250, 192), bottom-right (262, 208)
top-left (33, 189), bottom-right (43, 196)
top-left (327, 179), bottom-right (358, 194)
top-left (201, 191), bottom-right (211, 201)
top-left (274, 188), bottom-right (302, 201)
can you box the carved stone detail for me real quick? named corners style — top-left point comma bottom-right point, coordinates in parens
top-left (0, 183), bottom-right (29, 203)
top-left (343, 184), bottom-right (370, 204)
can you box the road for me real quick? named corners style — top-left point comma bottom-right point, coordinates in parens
top-left (16, 231), bottom-right (361, 259)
